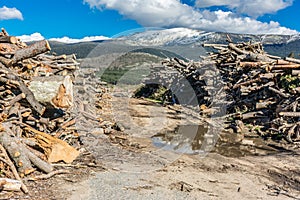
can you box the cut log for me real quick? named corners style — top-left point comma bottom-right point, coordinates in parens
top-left (11, 40), bottom-right (51, 64)
top-left (0, 43), bottom-right (20, 52)
top-left (0, 178), bottom-right (22, 192)
top-left (271, 64), bottom-right (300, 70)
top-left (1, 28), bottom-right (8, 36)
top-left (24, 146), bottom-right (53, 173)
top-left (276, 60), bottom-right (293, 65)
top-left (292, 70), bottom-right (300, 76)
top-left (239, 62), bottom-right (268, 68)
top-left (28, 75), bottom-right (73, 109)
top-left (19, 81), bottom-right (46, 115)
top-left (0, 36), bottom-right (18, 44)
top-left (228, 43), bottom-right (274, 62)
top-left (0, 144), bottom-right (28, 193)
top-left (0, 132), bottom-right (34, 177)
top-left (0, 56), bottom-right (13, 66)
top-left (1, 124), bottom-right (53, 174)
top-left (0, 63), bottom-right (46, 115)
top-left (285, 57), bottom-right (300, 64)
top-left (8, 93), bottom-right (26, 106)
top-left (279, 112), bottom-right (300, 117)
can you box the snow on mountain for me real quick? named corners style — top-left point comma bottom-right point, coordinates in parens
top-left (119, 28), bottom-right (214, 46)
top-left (286, 34), bottom-right (300, 44)
top-left (115, 27), bottom-right (300, 47)
top-left (18, 28), bottom-right (300, 47)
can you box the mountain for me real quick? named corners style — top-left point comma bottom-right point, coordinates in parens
top-left (118, 28), bottom-right (300, 45)
top-left (47, 28), bottom-right (300, 60)
top-left (119, 28), bottom-right (300, 59)
top-left (48, 41), bottom-right (98, 58)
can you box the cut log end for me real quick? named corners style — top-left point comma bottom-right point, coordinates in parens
top-left (45, 40), bottom-right (51, 51)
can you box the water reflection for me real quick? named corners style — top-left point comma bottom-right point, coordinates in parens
top-left (152, 124), bottom-right (278, 157)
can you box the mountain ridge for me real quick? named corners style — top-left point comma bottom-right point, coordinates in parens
top-left (43, 28), bottom-right (300, 59)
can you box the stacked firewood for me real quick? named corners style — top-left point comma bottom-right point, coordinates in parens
top-left (140, 59), bottom-right (225, 111)
top-left (0, 28), bottom-right (86, 193)
top-left (140, 36), bottom-right (300, 143)
top-left (203, 37), bottom-right (300, 143)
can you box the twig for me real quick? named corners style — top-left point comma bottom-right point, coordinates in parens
top-left (28, 169), bottom-right (70, 181)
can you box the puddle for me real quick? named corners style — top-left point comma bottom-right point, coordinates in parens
top-left (152, 124), bottom-right (279, 157)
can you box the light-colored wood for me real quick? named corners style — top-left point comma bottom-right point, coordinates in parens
top-left (285, 57), bottom-right (300, 64)
top-left (0, 36), bottom-right (18, 44)
top-left (0, 178), bottom-right (22, 192)
top-left (24, 126), bottom-right (79, 164)
top-left (28, 75), bottom-right (73, 109)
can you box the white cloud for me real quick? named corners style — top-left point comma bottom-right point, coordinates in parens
top-left (83, 0), bottom-right (297, 35)
top-left (84, 0), bottom-right (200, 27)
top-left (49, 35), bottom-right (110, 43)
top-left (0, 6), bottom-right (23, 20)
top-left (195, 0), bottom-right (293, 18)
top-left (17, 33), bottom-right (45, 42)
top-left (16, 33), bottom-right (110, 43)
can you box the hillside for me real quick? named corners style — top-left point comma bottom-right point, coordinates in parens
top-left (48, 28), bottom-right (300, 60)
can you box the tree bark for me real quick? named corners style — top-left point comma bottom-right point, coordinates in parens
top-left (0, 132), bottom-right (34, 177)
top-left (228, 43), bottom-right (274, 62)
top-left (0, 36), bottom-right (18, 44)
top-left (11, 40), bottom-right (51, 64)
top-left (0, 62), bottom-right (46, 115)
top-left (0, 43), bottom-right (20, 53)
top-left (285, 57), bottom-right (300, 64)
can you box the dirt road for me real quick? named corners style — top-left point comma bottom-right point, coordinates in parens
top-left (64, 97), bottom-right (300, 200)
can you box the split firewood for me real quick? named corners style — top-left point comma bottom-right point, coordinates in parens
top-left (24, 126), bottom-right (79, 164)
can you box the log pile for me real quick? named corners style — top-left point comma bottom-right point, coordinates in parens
top-left (139, 36), bottom-right (300, 143)
top-left (138, 59), bottom-right (224, 110)
top-left (203, 38), bottom-right (300, 143)
top-left (0, 28), bottom-right (98, 193)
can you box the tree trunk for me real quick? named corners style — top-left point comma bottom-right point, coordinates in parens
top-left (11, 40), bottom-right (51, 64)
top-left (28, 75), bottom-right (74, 109)
top-left (0, 36), bottom-right (18, 44)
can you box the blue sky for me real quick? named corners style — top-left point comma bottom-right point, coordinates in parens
top-left (0, 0), bottom-right (299, 42)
